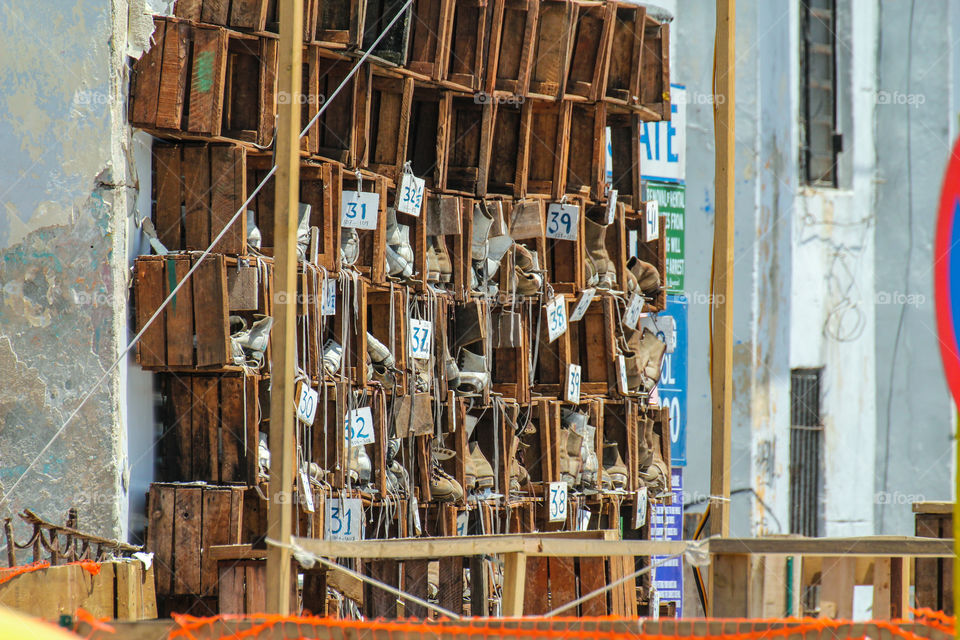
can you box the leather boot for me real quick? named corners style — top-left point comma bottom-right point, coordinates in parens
top-left (640, 433), bottom-right (669, 496)
top-left (602, 441), bottom-right (627, 490)
top-left (584, 214), bottom-right (617, 289)
top-left (457, 348), bottom-right (489, 394)
top-left (627, 256), bottom-right (661, 296)
top-left (430, 462), bottom-right (464, 503)
top-left (469, 442), bottom-right (495, 491)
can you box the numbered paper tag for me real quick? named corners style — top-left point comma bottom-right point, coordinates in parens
top-left (456, 511), bottom-right (469, 537)
top-left (296, 382), bottom-right (319, 426)
top-left (565, 364), bottom-right (582, 404)
top-left (568, 288), bottom-right (596, 323)
top-left (411, 496), bottom-right (422, 536)
top-left (634, 486), bottom-right (648, 528)
top-left (548, 482), bottom-right (568, 522)
top-left (341, 190), bottom-right (380, 230)
top-left (624, 292), bottom-right (644, 329)
top-left (577, 507), bottom-right (592, 531)
top-left (617, 354), bottom-right (630, 394)
top-left (546, 203), bottom-right (580, 241)
top-left (325, 498), bottom-right (363, 541)
top-left (545, 295), bottom-right (568, 343)
top-left (298, 468), bottom-right (315, 513)
top-left (344, 406), bottom-right (376, 446)
top-left (321, 278), bottom-right (336, 316)
top-left (408, 318), bottom-right (433, 360)
top-left (605, 189), bottom-right (619, 225)
top-left (644, 200), bottom-right (660, 241)
top-left (396, 173), bottom-right (425, 216)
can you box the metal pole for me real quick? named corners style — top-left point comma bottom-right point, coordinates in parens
top-left (266, 0), bottom-right (303, 615)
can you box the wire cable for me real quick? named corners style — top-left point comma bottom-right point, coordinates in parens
top-left (0, 0), bottom-right (413, 508)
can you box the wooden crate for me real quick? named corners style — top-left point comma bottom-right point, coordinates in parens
top-left (519, 399), bottom-right (560, 485)
top-left (471, 402), bottom-right (518, 501)
top-left (158, 373), bottom-right (260, 485)
top-left (146, 483), bottom-right (246, 597)
top-left (594, 203), bottom-right (629, 294)
top-left (406, 0), bottom-right (453, 80)
top-left (608, 112), bottom-right (642, 209)
top-left (626, 211), bottom-right (667, 312)
top-left (366, 282), bottom-right (408, 392)
top-left (331, 275), bottom-right (369, 387)
top-left (565, 1), bottom-right (615, 102)
top-left (174, 0), bottom-right (270, 31)
top-left (134, 254), bottom-right (231, 369)
top-left (565, 102), bottom-right (607, 201)
top-left (482, 102), bottom-right (527, 196)
top-left (359, 69), bottom-right (415, 181)
top-left (308, 50), bottom-right (364, 166)
top-left (522, 100), bottom-right (571, 199)
top-left (491, 306), bottom-right (531, 403)
top-left (914, 502), bottom-right (954, 614)
top-left (527, 0), bottom-right (575, 100)
top-left (342, 172), bottom-right (388, 283)
top-left (407, 86), bottom-right (446, 188)
top-left (314, 0), bottom-right (364, 47)
top-left (537, 195), bottom-right (585, 291)
top-left (441, 93), bottom-right (493, 194)
top-left (486, 0), bottom-right (539, 96)
top-left (604, 2), bottom-right (646, 112)
top-left (569, 294), bottom-right (617, 395)
top-left (246, 156), bottom-right (342, 272)
top-left (218, 559), bottom-right (302, 614)
top-left (361, 0), bottom-right (413, 66)
top-left (641, 14), bottom-right (671, 120)
top-left (603, 400), bottom-right (640, 493)
top-left (130, 19), bottom-right (277, 144)
top-left (152, 143), bottom-right (247, 255)
top-left (444, 0), bottom-right (490, 91)
top-left (533, 294), bottom-right (573, 395)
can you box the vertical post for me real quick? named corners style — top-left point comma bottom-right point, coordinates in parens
top-left (955, 409), bottom-right (960, 637)
top-left (710, 0), bottom-right (735, 538)
top-left (266, 0), bottom-right (303, 616)
top-left (501, 552), bottom-right (527, 616)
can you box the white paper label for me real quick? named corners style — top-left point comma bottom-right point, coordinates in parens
top-left (411, 496), bottom-right (422, 535)
top-left (565, 364), bottom-right (582, 404)
top-left (341, 190), bottom-right (380, 230)
top-left (456, 511), bottom-right (469, 537)
top-left (321, 278), bottom-right (336, 316)
top-left (618, 354), bottom-right (630, 394)
top-left (396, 174), bottom-right (425, 216)
top-left (546, 203), bottom-right (580, 241)
top-left (408, 318), bottom-right (433, 360)
top-left (345, 406), bottom-right (376, 446)
top-left (545, 295), bottom-right (568, 343)
top-left (652, 587), bottom-right (661, 619)
top-left (568, 288), bottom-right (596, 323)
top-left (624, 292), bottom-right (644, 329)
top-left (296, 382), bottom-right (319, 426)
top-left (548, 482), bottom-right (568, 522)
top-left (644, 200), bottom-right (660, 241)
top-left (635, 486), bottom-right (648, 528)
top-left (606, 189), bottom-right (619, 225)
top-left (299, 468), bottom-right (315, 513)
top-left (325, 498), bottom-right (363, 541)
top-left (577, 507), bottom-right (591, 531)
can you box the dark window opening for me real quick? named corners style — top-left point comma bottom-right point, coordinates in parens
top-left (800, 0), bottom-right (840, 187)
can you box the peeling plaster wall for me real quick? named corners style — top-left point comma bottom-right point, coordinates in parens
top-left (0, 0), bottom-right (136, 543)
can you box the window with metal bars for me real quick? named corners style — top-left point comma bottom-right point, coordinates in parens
top-left (789, 367), bottom-right (823, 538)
top-left (800, 0), bottom-right (842, 187)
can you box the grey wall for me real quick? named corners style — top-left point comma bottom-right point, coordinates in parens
top-left (874, 0), bottom-right (954, 534)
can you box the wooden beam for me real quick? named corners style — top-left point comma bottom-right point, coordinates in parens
top-left (266, 0), bottom-right (303, 616)
top-left (710, 0), bottom-right (735, 539)
top-left (501, 552), bottom-right (527, 616)
top-left (709, 536), bottom-right (954, 557)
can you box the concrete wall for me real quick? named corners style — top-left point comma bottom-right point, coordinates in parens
top-left (874, 0), bottom-right (955, 534)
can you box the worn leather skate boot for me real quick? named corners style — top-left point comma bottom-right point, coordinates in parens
top-left (627, 256), bottom-right (661, 297)
top-left (602, 441), bottom-right (627, 491)
top-left (584, 214), bottom-right (617, 289)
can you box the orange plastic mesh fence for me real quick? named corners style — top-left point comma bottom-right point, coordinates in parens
top-left (0, 559), bottom-right (101, 585)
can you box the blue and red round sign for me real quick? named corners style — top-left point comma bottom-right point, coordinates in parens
top-left (935, 139), bottom-right (960, 403)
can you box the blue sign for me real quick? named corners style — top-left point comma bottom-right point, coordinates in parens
top-left (651, 468), bottom-right (684, 615)
top-left (658, 295), bottom-right (688, 466)
top-left (605, 84), bottom-right (686, 185)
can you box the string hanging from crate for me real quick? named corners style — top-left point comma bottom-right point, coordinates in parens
top-left (0, 0), bottom-right (416, 506)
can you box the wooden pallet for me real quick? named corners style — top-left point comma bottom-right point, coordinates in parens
top-left (146, 483), bottom-right (247, 597)
top-left (565, 1), bottom-right (615, 102)
top-left (486, 0), bottom-right (538, 97)
top-left (158, 373), bottom-right (261, 485)
top-left (152, 143), bottom-right (247, 254)
top-left (134, 254), bottom-right (232, 369)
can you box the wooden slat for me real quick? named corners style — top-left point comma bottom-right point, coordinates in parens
top-left (172, 486), bottom-right (203, 595)
top-left (187, 25), bottom-right (228, 135)
top-left (182, 145), bottom-right (211, 250)
top-left (578, 557), bottom-right (608, 615)
top-left (230, 0), bottom-right (269, 30)
top-left (156, 20), bottom-right (190, 129)
top-left (166, 376), bottom-right (195, 480)
top-left (192, 376), bottom-right (220, 481)
top-left (135, 258), bottom-right (167, 368)
top-left (365, 560), bottom-right (400, 618)
top-left (438, 556), bottom-right (463, 616)
top-left (403, 559), bottom-right (429, 618)
top-left (245, 562), bottom-right (267, 613)
top-left (218, 563), bottom-right (245, 614)
top-left (130, 19), bottom-right (165, 127)
top-left (210, 145), bottom-right (246, 254)
top-left (523, 555), bottom-right (549, 614)
top-left (146, 486), bottom-right (175, 596)
top-left (201, 0), bottom-right (230, 26)
top-left (153, 145), bottom-right (182, 250)
top-left (201, 489), bottom-right (235, 594)
top-left (548, 556), bottom-right (578, 613)
top-left (164, 256), bottom-right (195, 366)
top-left (174, 0), bottom-right (202, 20)
top-left (192, 254), bottom-right (230, 366)
top-left (219, 376), bottom-right (246, 482)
